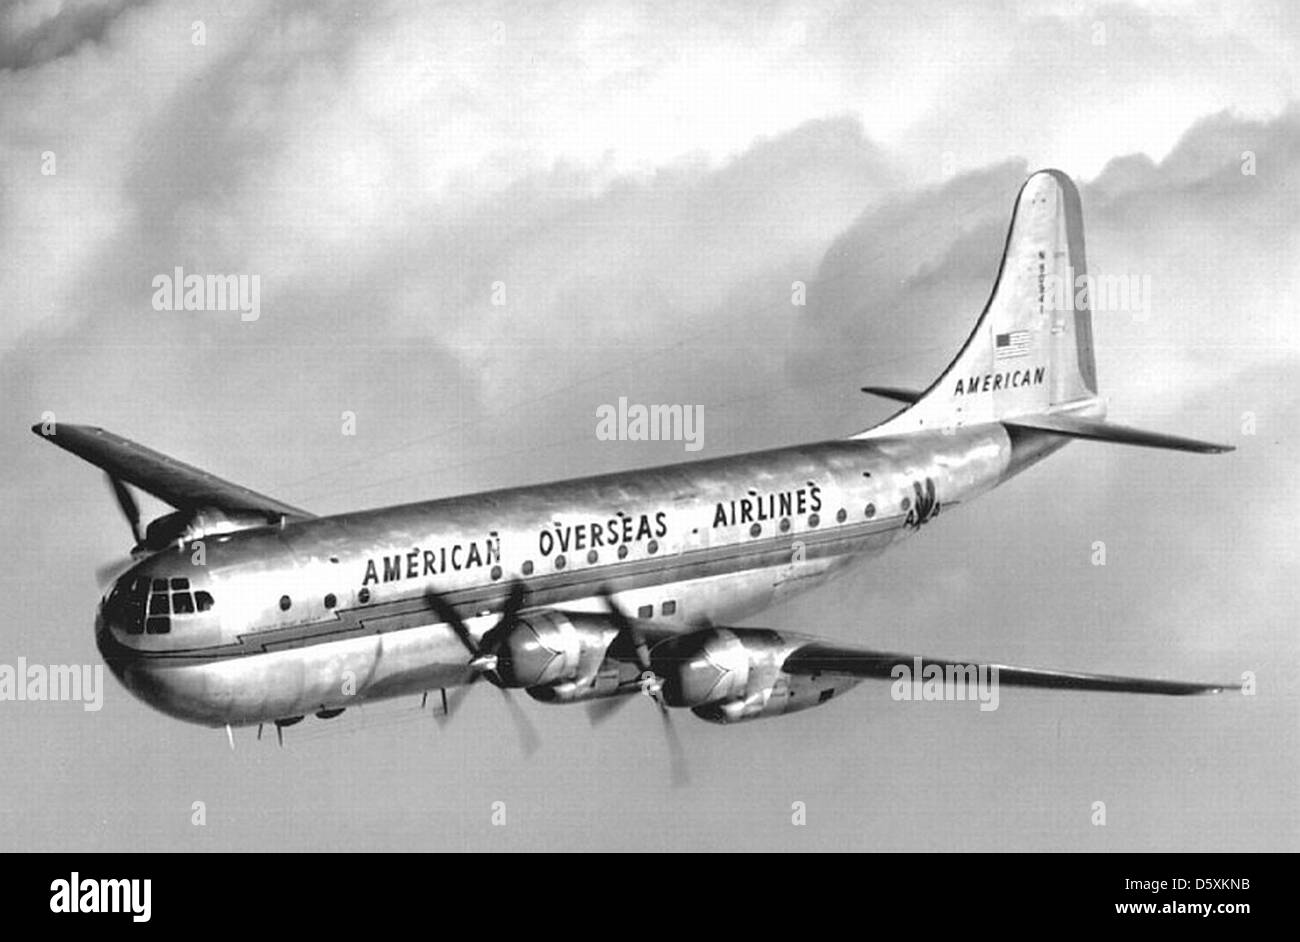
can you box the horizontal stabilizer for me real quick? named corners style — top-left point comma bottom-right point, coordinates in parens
top-left (860, 386), bottom-right (923, 404)
top-left (1005, 414), bottom-right (1234, 454)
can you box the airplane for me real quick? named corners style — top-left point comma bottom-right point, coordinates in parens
top-left (33, 169), bottom-right (1238, 763)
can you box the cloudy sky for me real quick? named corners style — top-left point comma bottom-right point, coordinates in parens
top-left (1, 0), bottom-right (1296, 851)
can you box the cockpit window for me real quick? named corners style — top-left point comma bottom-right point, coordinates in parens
top-left (108, 576), bottom-right (215, 635)
top-left (122, 578), bottom-right (147, 635)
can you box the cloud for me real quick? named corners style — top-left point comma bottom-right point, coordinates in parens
top-left (0, 0), bottom-right (151, 69)
top-left (0, 0), bottom-right (1296, 852)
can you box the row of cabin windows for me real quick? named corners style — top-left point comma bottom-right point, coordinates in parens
top-left (297, 497), bottom-right (901, 613)
top-left (131, 491), bottom-right (897, 631)
top-left (287, 590), bottom-right (677, 615)
top-left (327, 498), bottom-right (897, 604)
top-left (512, 540), bottom-right (660, 579)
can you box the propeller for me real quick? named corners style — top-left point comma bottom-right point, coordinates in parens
top-left (587, 586), bottom-right (688, 786)
top-left (106, 473), bottom-right (145, 546)
top-left (425, 580), bottom-right (540, 756)
top-left (95, 474), bottom-right (147, 589)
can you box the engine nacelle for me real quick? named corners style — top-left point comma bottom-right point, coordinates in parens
top-left (651, 627), bottom-right (863, 723)
top-left (495, 612), bottom-right (619, 691)
top-left (651, 627), bottom-right (776, 707)
top-left (143, 506), bottom-right (274, 550)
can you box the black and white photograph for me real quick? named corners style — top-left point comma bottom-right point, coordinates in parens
top-left (1, 0), bottom-right (1295, 890)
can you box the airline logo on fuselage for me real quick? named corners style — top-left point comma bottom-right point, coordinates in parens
top-left (953, 366), bottom-right (1045, 396)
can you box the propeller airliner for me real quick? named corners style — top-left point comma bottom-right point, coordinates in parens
top-left (34, 170), bottom-right (1238, 761)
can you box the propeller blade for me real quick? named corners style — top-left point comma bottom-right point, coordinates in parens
top-left (597, 585), bottom-right (653, 673)
top-left (597, 584), bottom-right (633, 634)
top-left (477, 579), bottom-right (528, 662)
top-left (432, 681), bottom-right (477, 728)
top-left (105, 474), bottom-right (144, 545)
top-left (425, 581), bottom-right (540, 754)
top-left (499, 579), bottom-right (527, 626)
top-left (661, 709), bottom-right (689, 787)
top-left (498, 687), bottom-right (541, 757)
top-left (424, 589), bottom-right (479, 657)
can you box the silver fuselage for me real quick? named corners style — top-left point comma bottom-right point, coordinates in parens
top-left (96, 424), bottom-right (1064, 726)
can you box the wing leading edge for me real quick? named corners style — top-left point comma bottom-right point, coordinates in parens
top-left (32, 423), bottom-right (312, 520)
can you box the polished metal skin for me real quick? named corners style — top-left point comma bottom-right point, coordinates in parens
top-left (95, 426), bottom-right (1028, 727)
top-left (43, 169), bottom-right (1236, 733)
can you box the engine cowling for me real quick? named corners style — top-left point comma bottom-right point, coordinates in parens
top-left (650, 627), bottom-right (863, 723)
top-left (650, 627), bottom-right (775, 707)
top-left (143, 506), bottom-right (275, 550)
top-left (494, 612), bottom-right (621, 693)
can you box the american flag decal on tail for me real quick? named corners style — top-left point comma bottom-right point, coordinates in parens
top-left (994, 330), bottom-right (1030, 360)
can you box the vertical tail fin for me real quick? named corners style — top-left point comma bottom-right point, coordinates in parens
top-left (858, 169), bottom-right (1101, 437)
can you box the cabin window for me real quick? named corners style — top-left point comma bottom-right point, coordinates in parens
top-left (749, 523), bottom-right (761, 537)
top-left (647, 540), bottom-right (659, 554)
top-left (618, 545), bottom-right (629, 559)
top-left (358, 588), bottom-right (371, 604)
top-left (279, 595), bottom-right (292, 612)
top-left (779, 517), bottom-right (790, 532)
top-left (836, 508), bottom-right (847, 523)
top-left (808, 513), bottom-right (820, 528)
top-left (555, 555), bottom-right (566, 570)
top-left (324, 593), bottom-right (337, 609)
top-left (587, 550), bottom-right (598, 564)
top-left (638, 605), bottom-right (653, 619)
top-left (490, 565), bottom-right (502, 581)
top-left (901, 497), bottom-right (911, 511)
top-left (865, 503), bottom-right (876, 518)
top-left (522, 560), bottom-right (534, 575)
top-left (662, 600), bottom-right (677, 616)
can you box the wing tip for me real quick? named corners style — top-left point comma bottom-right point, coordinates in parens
top-left (31, 421), bottom-right (100, 440)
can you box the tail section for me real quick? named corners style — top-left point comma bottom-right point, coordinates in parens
top-left (858, 169), bottom-right (1232, 454)
top-left (860, 169), bottom-right (1101, 436)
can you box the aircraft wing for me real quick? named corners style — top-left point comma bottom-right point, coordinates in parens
top-left (782, 642), bottom-right (1235, 695)
top-left (32, 423), bottom-right (313, 520)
